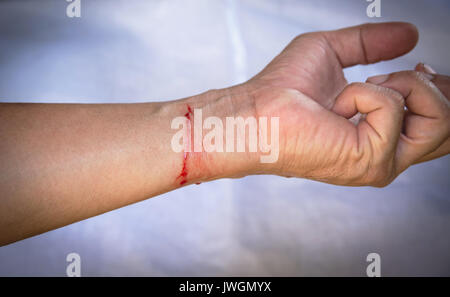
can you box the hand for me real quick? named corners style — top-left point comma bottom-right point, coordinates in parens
top-left (248, 22), bottom-right (419, 109)
top-left (0, 22), bottom-right (446, 245)
top-left (367, 64), bottom-right (450, 166)
top-left (242, 23), bottom-right (449, 186)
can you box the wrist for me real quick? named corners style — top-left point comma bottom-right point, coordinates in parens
top-left (168, 83), bottom-right (276, 185)
top-left (194, 84), bottom-right (260, 182)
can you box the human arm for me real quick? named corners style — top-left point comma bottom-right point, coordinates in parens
top-left (1, 22), bottom-right (448, 246)
top-left (0, 87), bottom-right (258, 245)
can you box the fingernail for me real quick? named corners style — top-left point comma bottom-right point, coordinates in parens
top-left (366, 74), bottom-right (389, 85)
top-left (422, 63), bottom-right (437, 74)
top-left (415, 63), bottom-right (425, 71)
top-left (415, 63), bottom-right (436, 80)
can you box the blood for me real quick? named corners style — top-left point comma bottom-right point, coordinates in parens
top-left (177, 105), bottom-right (194, 186)
top-left (178, 153), bottom-right (189, 185)
top-left (184, 105), bottom-right (193, 120)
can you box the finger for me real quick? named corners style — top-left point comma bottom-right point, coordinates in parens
top-left (324, 22), bottom-right (418, 68)
top-left (415, 138), bottom-right (450, 163)
top-left (415, 63), bottom-right (450, 99)
top-left (368, 71), bottom-right (450, 171)
top-left (429, 75), bottom-right (450, 98)
top-left (415, 62), bottom-right (437, 74)
top-left (413, 63), bottom-right (450, 163)
top-left (333, 83), bottom-right (405, 164)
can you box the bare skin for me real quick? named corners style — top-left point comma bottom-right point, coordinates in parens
top-left (0, 22), bottom-right (449, 246)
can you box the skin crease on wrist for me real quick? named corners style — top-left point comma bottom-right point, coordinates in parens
top-left (0, 22), bottom-right (449, 246)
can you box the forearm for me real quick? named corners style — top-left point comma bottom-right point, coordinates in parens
top-left (0, 85), bottom-right (257, 245)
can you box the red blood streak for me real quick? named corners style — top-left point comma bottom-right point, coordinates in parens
top-left (184, 105), bottom-right (193, 120)
top-left (177, 105), bottom-right (193, 185)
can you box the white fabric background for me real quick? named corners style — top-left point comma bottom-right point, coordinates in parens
top-left (0, 0), bottom-right (449, 276)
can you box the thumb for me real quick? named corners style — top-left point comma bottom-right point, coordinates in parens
top-left (324, 22), bottom-right (419, 68)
